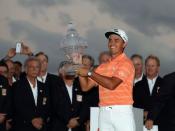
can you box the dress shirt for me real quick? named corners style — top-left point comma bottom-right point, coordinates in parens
top-left (66, 84), bottom-right (73, 131)
top-left (134, 73), bottom-right (144, 85)
top-left (28, 79), bottom-right (38, 106)
top-left (147, 76), bottom-right (158, 95)
top-left (66, 84), bottom-right (73, 103)
top-left (37, 72), bottom-right (47, 83)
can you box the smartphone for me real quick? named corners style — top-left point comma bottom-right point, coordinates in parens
top-left (16, 42), bottom-right (22, 53)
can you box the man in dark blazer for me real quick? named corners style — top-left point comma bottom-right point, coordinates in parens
top-left (0, 75), bottom-right (11, 131)
top-left (35, 52), bottom-right (58, 128)
top-left (12, 57), bottom-right (50, 131)
top-left (146, 72), bottom-right (175, 131)
top-left (133, 74), bottom-right (163, 121)
top-left (35, 51), bottom-right (58, 90)
top-left (51, 61), bottom-right (89, 131)
top-left (145, 72), bottom-right (175, 131)
top-left (133, 55), bottom-right (166, 130)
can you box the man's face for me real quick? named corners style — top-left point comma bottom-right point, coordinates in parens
top-left (82, 58), bottom-right (91, 69)
top-left (99, 54), bottom-right (111, 64)
top-left (36, 55), bottom-right (48, 72)
top-left (6, 60), bottom-right (15, 78)
top-left (132, 57), bottom-right (143, 76)
top-left (26, 60), bottom-right (40, 78)
top-left (14, 63), bottom-right (22, 77)
top-left (0, 66), bottom-right (8, 78)
top-left (108, 34), bottom-right (126, 56)
top-left (145, 58), bottom-right (159, 78)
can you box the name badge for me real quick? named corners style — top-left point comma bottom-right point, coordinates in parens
top-left (40, 90), bottom-right (43, 93)
top-left (2, 89), bottom-right (7, 96)
top-left (76, 95), bottom-right (82, 102)
top-left (157, 86), bottom-right (160, 93)
top-left (42, 97), bottom-right (47, 105)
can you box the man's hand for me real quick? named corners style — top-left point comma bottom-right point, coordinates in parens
top-left (0, 113), bottom-right (6, 123)
top-left (67, 117), bottom-right (79, 128)
top-left (6, 48), bottom-right (16, 59)
top-left (6, 119), bottom-right (12, 130)
top-left (145, 119), bottom-right (154, 130)
top-left (21, 43), bottom-right (33, 56)
top-left (31, 117), bottom-right (43, 130)
top-left (77, 67), bottom-right (89, 77)
top-left (144, 111), bottom-right (148, 121)
top-left (85, 120), bottom-right (90, 131)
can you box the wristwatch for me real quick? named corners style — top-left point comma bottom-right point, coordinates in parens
top-left (87, 70), bottom-right (92, 77)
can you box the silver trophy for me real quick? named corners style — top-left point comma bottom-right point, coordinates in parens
top-left (60, 22), bottom-right (88, 76)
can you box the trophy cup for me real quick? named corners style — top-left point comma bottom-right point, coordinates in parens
top-left (60, 22), bottom-right (88, 76)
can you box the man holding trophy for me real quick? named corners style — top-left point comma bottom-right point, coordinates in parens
top-left (77, 28), bottom-right (136, 131)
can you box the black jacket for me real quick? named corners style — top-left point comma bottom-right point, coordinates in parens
top-left (40, 73), bottom-right (58, 129)
top-left (51, 77), bottom-right (89, 131)
top-left (133, 76), bottom-right (165, 124)
top-left (0, 75), bottom-right (11, 131)
top-left (12, 76), bottom-right (50, 131)
top-left (147, 72), bottom-right (175, 129)
top-left (133, 76), bottom-right (162, 110)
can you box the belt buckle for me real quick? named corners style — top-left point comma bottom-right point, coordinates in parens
top-left (106, 106), bottom-right (112, 110)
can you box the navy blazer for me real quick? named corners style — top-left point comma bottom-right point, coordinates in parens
top-left (12, 76), bottom-right (50, 131)
top-left (133, 76), bottom-right (162, 110)
top-left (0, 75), bottom-right (11, 131)
top-left (133, 76), bottom-right (167, 125)
top-left (148, 72), bottom-right (175, 130)
top-left (51, 77), bottom-right (88, 131)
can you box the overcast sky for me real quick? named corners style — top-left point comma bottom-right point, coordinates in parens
top-left (0, 0), bottom-right (175, 76)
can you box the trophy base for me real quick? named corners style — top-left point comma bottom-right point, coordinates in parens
top-left (65, 64), bottom-right (80, 77)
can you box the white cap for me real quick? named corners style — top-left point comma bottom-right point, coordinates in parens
top-left (105, 28), bottom-right (128, 43)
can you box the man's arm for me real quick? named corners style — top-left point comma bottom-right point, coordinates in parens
top-left (78, 76), bottom-right (96, 91)
top-left (1, 48), bottom-right (16, 61)
top-left (1, 43), bottom-right (33, 62)
top-left (78, 67), bottom-right (122, 91)
top-left (90, 71), bottom-right (122, 90)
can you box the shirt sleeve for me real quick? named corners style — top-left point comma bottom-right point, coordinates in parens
top-left (113, 62), bottom-right (133, 82)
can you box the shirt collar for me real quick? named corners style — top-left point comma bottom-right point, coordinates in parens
top-left (134, 73), bottom-right (144, 84)
top-left (110, 53), bottom-right (125, 62)
top-left (37, 72), bottom-right (47, 83)
top-left (147, 75), bottom-right (158, 83)
top-left (27, 78), bottom-right (37, 88)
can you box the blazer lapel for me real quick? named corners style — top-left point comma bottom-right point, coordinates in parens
top-left (72, 79), bottom-right (80, 105)
top-left (60, 78), bottom-right (72, 105)
top-left (72, 83), bottom-right (77, 105)
top-left (143, 77), bottom-right (151, 96)
top-left (45, 73), bottom-right (49, 84)
top-left (24, 77), bottom-right (37, 108)
top-left (37, 81), bottom-right (43, 108)
top-left (152, 76), bottom-right (161, 95)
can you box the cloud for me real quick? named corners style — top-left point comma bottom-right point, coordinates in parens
top-left (1, 0), bottom-right (175, 76)
top-left (0, 39), bottom-right (14, 57)
top-left (85, 27), bottom-right (107, 63)
top-left (90, 0), bottom-right (175, 36)
top-left (58, 12), bottom-right (73, 26)
top-left (18, 0), bottom-right (70, 8)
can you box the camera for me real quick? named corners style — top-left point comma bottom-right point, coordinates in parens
top-left (16, 42), bottom-right (22, 53)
